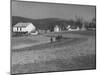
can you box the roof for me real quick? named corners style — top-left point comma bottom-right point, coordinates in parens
top-left (14, 22), bottom-right (33, 27)
top-left (70, 26), bottom-right (78, 29)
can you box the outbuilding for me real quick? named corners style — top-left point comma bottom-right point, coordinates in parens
top-left (54, 25), bottom-right (61, 32)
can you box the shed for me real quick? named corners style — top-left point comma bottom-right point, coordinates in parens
top-left (54, 25), bottom-right (61, 32)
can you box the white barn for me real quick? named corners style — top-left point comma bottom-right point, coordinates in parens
top-left (13, 22), bottom-right (36, 34)
top-left (67, 25), bottom-right (80, 31)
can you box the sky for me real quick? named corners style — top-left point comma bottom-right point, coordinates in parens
top-left (12, 0), bottom-right (96, 22)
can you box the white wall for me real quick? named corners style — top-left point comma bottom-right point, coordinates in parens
top-left (13, 27), bottom-right (17, 32)
top-left (54, 26), bottom-right (60, 32)
top-left (26, 23), bottom-right (36, 33)
top-left (21, 27), bottom-right (27, 32)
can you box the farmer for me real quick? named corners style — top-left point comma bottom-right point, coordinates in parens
top-left (50, 37), bottom-right (53, 43)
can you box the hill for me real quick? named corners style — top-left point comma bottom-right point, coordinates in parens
top-left (12, 16), bottom-right (74, 30)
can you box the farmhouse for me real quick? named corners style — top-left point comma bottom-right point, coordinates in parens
top-left (13, 22), bottom-right (36, 34)
top-left (54, 25), bottom-right (61, 32)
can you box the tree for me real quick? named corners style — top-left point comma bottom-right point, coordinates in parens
top-left (92, 18), bottom-right (96, 24)
top-left (49, 25), bottom-right (54, 32)
top-left (89, 18), bottom-right (96, 28)
top-left (75, 15), bottom-right (83, 28)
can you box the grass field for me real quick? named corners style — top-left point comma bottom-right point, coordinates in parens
top-left (11, 31), bottom-right (96, 74)
top-left (11, 35), bottom-right (50, 49)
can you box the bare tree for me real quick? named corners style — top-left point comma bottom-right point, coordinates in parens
top-left (75, 15), bottom-right (83, 28)
top-left (89, 18), bottom-right (96, 28)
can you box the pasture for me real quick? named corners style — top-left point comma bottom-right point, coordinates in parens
top-left (11, 31), bottom-right (96, 74)
top-left (11, 35), bottom-right (50, 49)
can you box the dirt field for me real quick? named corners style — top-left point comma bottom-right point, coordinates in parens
top-left (11, 31), bottom-right (96, 74)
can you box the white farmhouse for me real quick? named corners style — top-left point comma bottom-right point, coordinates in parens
top-left (54, 25), bottom-right (61, 32)
top-left (13, 22), bottom-right (36, 34)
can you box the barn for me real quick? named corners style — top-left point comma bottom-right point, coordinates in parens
top-left (13, 22), bottom-right (36, 34)
top-left (67, 25), bottom-right (80, 31)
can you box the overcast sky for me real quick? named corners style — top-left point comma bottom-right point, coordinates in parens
top-left (12, 0), bottom-right (96, 22)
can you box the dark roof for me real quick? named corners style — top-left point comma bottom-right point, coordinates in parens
top-left (70, 26), bottom-right (78, 29)
top-left (14, 22), bottom-right (33, 27)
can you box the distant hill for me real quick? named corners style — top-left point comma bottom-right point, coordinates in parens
top-left (12, 16), bottom-right (74, 30)
top-left (12, 16), bottom-right (37, 27)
